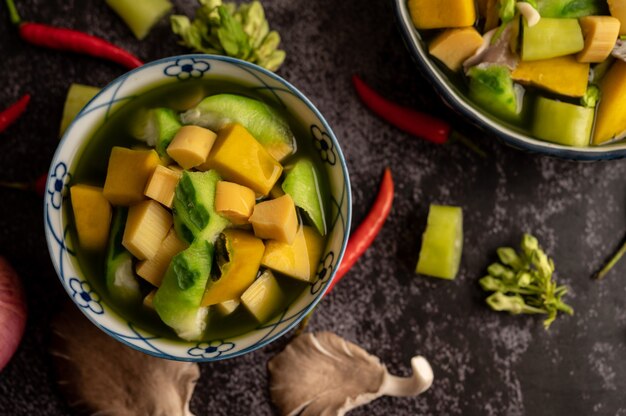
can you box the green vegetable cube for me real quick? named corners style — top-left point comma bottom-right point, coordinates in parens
top-left (415, 205), bottom-right (463, 280)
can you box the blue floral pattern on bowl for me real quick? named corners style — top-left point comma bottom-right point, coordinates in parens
top-left (45, 55), bottom-right (351, 361)
top-left (164, 57), bottom-right (211, 80)
top-left (188, 340), bottom-right (235, 359)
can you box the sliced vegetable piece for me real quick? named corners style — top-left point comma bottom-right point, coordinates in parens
top-left (201, 230), bottom-right (265, 306)
top-left (103, 147), bottom-right (160, 206)
top-left (144, 165), bottom-right (181, 208)
top-left (577, 16), bottom-right (621, 63)
top-left (261, 226), bottom-right (324, 282)
top-left (202, 123), bottom-right (282, 195)
top-left (0, 257), bottom-right (27, 372)
top-left (249, 195), bottom-right (299, 244)
top-left (122, 200), bottom-right (172, 260)
top-left (153, 235), bottom-right (213, 340)
top-left (609, 0), bottom-right (626, 35)
top-left (428, 27), bottom-right (483, 72)
top-left (59, 84), bottom-right (100, 136)
top-left (166, 125), bottom-right (216, 169)
top-left (106, 208), bottom-right (141, 303)
top-left (521, 18), bottom-right (584, 61)
top-left (416, 205), bottom-right (463, 280)
top-left (181, 94), bottom-right (295, 161)
top-left (511, 55), bottom-right (589, 97)
top-left (241, 269), bottom-right (285, 323)
top-left (106, 0), bottom-right (173, 40)
top-left (533, 97), bottom-right (594, 147)
top-left (407, 0), bottom-right (476, 29)
top-left (214, 181), bottom-right (256, 225)
top-left (131, 108), bottom-right (182, 158)
top-left (70, 184), bottom-right (112, 251)
top-left (537, 0), bottom-right (606, 18)
top-left (215, 299), bottom-right (240, 316)
top-left (282, 159), bottom-right (327, 236)
top-left (172, 170), bottom-right (229, 244)
top-left (136, 228), bottom-right (188, 287)
top-left (592, 60), bottom-right (626, 144)
top-left (467, 65), bottom-right (524, 123)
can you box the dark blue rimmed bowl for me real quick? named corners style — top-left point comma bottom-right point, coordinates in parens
top-left (44, 55), bottom-right (352, 361)
top-left (394, 0), bottom-right (626, 161)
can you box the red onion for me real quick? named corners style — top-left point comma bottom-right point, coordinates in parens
top-left (0, 257), bottom-right (27, 371)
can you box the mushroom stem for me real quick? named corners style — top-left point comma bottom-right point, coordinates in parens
top-left (378, 356), bottom-right (434, 397)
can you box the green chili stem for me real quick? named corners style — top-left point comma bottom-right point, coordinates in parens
top-left (449, 131), bottom-right (488, 159)
top-left (5, 0), bottom-right (22, 25)
top-left (595, 238), bottom-right (626, 280)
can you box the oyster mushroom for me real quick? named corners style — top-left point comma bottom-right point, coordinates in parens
top-left (268, 332), bottom-right (433, 416)
top-left (50, 304), bottom-right (200, 416)
top-left (463, 23), bottom-right (519, 72)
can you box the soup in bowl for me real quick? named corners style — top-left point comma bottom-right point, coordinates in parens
top-left (45, 55), bottom-right (351, 361)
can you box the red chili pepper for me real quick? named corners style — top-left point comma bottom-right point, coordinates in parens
top-left (0, 94), bottom-right (30, 133)
top-left (325, 168), bottom-right (394, 295)
top-left (5, 0), bottom-right (143, 70)
top-left (352, 74), bottom-right (450, 144)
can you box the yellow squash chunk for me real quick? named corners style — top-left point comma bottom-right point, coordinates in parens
top-left (608, 0), bottom-right (626, 35)
top-left (408, 0), bottom-right (476, 29)
top-left (214, 181), bottom-right (256, 225)
top-left (241, 270), bottom-right (285, 323)
top-left (144, 165), bottom-right (182, 208)
top-left (201, 230), bottom-right (265, 306)
top-left (166, 125), bottom-right (217, 169)
top-left (261, 226), bottom-right (324, 283)
top-left (143, 289), bottom-right (157, 309)
top-left (429, 27), bottom-right (483, 72)
top-left (593, 61), bottom-right (626, 144)
top-left (70, 185), bottom-right (112, 251)
top-left (122, 200), bottom-right (172, 260)
top-left (202, 124), bottom-right (282, 195)
top-left (577, 16), bottom-right (621, 63)
top-left (136, 228), bottom-right (188, 286)
top-left (103, 147), bottom-right (160, 206)
top-left (512, 56), bottom-right (589, 97)
top-left (249, 195), bottom-right (298, 244)
top-left (215, 299), bottom-right (240, 316)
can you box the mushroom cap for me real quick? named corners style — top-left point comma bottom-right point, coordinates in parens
top-left (50, 304), bottom-right (200, 416)
top-left (268, 332), bottom-right (386, 416)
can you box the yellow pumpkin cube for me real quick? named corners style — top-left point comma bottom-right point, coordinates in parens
top-left (261, 226), bottom-right (324, 282)
top-left (144, 165), bottom-right (182, 208)
top-left (143, 289), bottom-right (157, 309)
top-left (593, 61), bottom-right (626, 144)
top-left (166, 125), bottom-right (217, 169)
top-left (136, 228), bottom-right (188, 286)
top-left (214, 181), bottom-right (256, 225)
top-left (215, 299), bottom-right (240, 316)
top-left (577, 16), bottom-right (621, 63)
top-left (249, 195), bottom-right (298, 244)
top-left (122, 200), bottom-right (172, 260)
top-left (608, 0), bottom-right (626, 35)
top-left (408, 0), bottom-right (476, 29)
top-left (241, 270), bottom-right (285, 323)
top-left (429, 27), bottom-right (483, 72)
top-left (103, 147), bottom-right (160, 206)
top-left (201, 230), bottom-right (265, 306)
top-left (70, 184), bottom-right (112, 251)
top-left (512, 55), bottom-right (590, 97)
top-left (202, 124), bottom-right (282, 195)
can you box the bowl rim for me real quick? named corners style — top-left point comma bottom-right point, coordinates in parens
top-left (393, 0), bottom-right (626, 161)
top-left (44, 54), bottom-right (352, 361)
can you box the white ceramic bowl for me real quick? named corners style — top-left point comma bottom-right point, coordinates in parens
top-left (44, 55), bottom-right (351, 361)
top-left (394, 0), bottom-right (626, 160)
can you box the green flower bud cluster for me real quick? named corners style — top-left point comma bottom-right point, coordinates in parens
top-left (171, 0), bottom-right (286, 72)
top-left (479, 233), bottom-right (573, 329)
